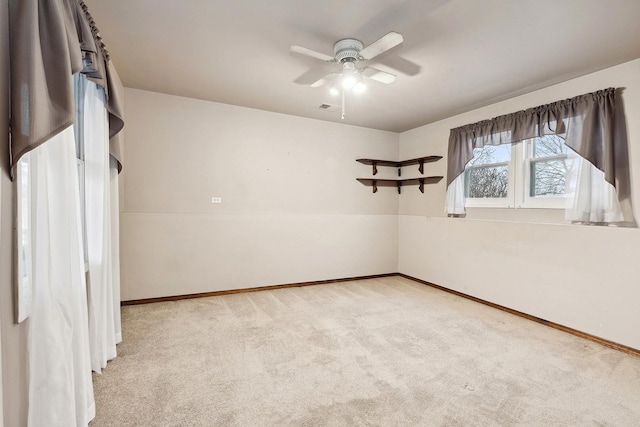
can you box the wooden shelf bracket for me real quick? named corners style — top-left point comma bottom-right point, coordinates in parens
top-left (356, 176), bottom-right (443, 194)
top-left (356, 156), bottom-right (443, 195)
top-left (357, 155), bottom-right (442, 176)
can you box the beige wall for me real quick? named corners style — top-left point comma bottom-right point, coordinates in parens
top-left (1, 0), bottom-right (29, 425)
top-left (121, 89), bottom-right (400, 300)
top-left (398, 59), bottom-right (640, 349)
top-left (122, 62), bottom-right (640, 350)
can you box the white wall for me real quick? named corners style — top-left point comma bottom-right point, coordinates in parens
top-left (122, 60), bottom-right (640, 349)
top-left (398, 59), bottom-right (640, 349)
top-left (121, 89), bottom-right (400, 300)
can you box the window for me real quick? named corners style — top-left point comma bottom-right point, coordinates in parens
top-left (464, 135), bottom-right (573, 209)
top-left (464, 144), bottom-right (513, 207)
top-left (446, 88), bottom-right (626, 223)
top-left (74, 74), bottom-right (90, 271)
top-left (16, 157), bottom-right (32, 321)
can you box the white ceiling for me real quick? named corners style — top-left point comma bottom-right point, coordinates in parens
top-left (84, 0), bottom-right (640, 133)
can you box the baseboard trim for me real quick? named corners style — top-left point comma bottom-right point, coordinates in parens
top-left (120, 273), bottom-right (397, 306)
top-left (121, 272), bottom-right (639, 357)
top-left (398, 273), bottom-right (640, 358)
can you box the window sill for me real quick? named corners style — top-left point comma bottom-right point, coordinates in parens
top-left (463, 206), bottom-right (569, 225)
top-left (450, 207), bottom-right (636, 228)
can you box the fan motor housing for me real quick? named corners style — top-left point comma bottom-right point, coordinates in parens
top-left (333, 38), bottom-right (363, 63)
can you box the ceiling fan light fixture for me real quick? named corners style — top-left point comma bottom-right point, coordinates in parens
top-left (329, 77), bottom-right (341, 96)
top-left (291, 31), bottom-right (405, 120)
top-left (341, 74), bottom-right (357, 90)
top-left (341, 62), bottom-right (361, 90)
top-left (353, 81), bottom-right (366, 94)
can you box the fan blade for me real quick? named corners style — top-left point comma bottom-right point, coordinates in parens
top-left (310, 73), bottom-right (338, 88)
top-left (376, 55), bottom-right (421, 76)
top-left (358, 32), bottom-right (404, 61)
top-left (362, 67), bottom-right (396, 84)
top-left (294, 60), bottom-right (341, 85)
top-left (290, 45), bottom-right (336, 62)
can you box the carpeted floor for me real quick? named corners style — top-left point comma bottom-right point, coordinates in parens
top-left (91, 276), bottom-right (640, 426)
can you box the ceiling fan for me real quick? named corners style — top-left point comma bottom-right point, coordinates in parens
top-left (290, 32), bottom-right (404, 118)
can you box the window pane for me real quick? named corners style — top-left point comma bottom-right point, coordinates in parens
top-left (530, 159), bottom-right (567, 196)
top-left (468, 144), bottom-right (511, 166)
top-left (466, 165), bottom-right (509, 198)
top-left (19, 160), bottom-right (31, 279)
top-left (532, 135), bottom-right (569, 158)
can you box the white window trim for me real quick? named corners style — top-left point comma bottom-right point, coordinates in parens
top-left (520, 139), bottom-right (569, 209)
top-left (16, 158), bottom-right (33, 322)
top-left (76, 158), bottom-right (90, 272)
top-left (465, 138), bottom-right (571, 210)
top-left (74, 73), bottom-right (90, 272)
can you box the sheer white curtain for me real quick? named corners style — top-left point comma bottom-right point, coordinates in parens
top-left (82, 76), bottom-right (121, 372)
top-left (15, 74), bottom-right (123, 426)
top-left (445, 148), bottom-right (624, 220)
top-left (444, 88), bottom-right (629, 224)
top-left (445, 174), bottom-right (465, 215)
top-left (18, 126), bottom-right (95, 426)
top-left (565, 150), bottom-right (623, 223)
top-left (10, 1), bottom-right (124, 424)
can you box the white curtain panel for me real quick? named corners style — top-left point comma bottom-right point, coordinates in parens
top-left (445, 174), bottom-right (466, 215)
top-left (24, 126), bottom-right (95, 426)
top-left (83, 79), bottom-right (119, 372)
top-left (565, 151), bottom-right (623, 223)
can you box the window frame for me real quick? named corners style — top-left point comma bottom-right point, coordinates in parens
top-left (16, 158), bottom-right (33, 321)
top-left (464, 136), bottom-right (572, 210)
top-left (520, 138), bottom-right (569, 209)
top-left (74, 74), bottom-right (90, 272)
top-left (464, 157), bottom-right (515, 208)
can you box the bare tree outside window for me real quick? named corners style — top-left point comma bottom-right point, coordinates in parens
top-left (465, 145), bottom-right (510, 198)
top-left (467, 165), bottom-right (509, 197)
top-left (463, 135), bottom-right (574, 209)
top-left (465, 136), bottom-right (570, 200)
top-left (529, 135), bottom-right (569, 197)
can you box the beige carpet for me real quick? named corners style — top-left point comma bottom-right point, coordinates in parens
top-left (91, 276), bottom-right (640, 426)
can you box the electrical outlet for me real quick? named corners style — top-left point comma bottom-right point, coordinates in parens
top-left (211, 197), bottom-right (222, 204)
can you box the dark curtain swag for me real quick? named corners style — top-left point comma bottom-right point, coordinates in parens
top-left (446, 88), bottom-right (621, 193)
top-left (9, 0), bottom-right (125, 178)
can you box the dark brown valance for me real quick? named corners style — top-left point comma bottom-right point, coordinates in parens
top-left (447, 88), bottom-right (618, 189)
top-left (9, 0), bottom-right (124, 178)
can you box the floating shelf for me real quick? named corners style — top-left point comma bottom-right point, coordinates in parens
top-left (356, 155), bottom-right (442, 176)
top-left (357, 176), bottom-right (443, 194)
